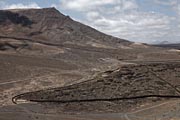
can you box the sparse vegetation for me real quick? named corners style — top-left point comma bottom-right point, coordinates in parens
top-left (0, 8), bottom-right (180, 120)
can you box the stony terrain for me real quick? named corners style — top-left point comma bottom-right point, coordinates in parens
top-left (0, 8), bottom-right (180, 120)
top-left (12, 62), bottom-right (180, 113)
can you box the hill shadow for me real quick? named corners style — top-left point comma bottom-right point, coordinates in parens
top-left (0, 11), bottom-right (34, 27)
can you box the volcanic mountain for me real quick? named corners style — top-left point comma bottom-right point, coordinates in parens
top-left (0, 7), bottom-right (130, 50)
top-left (1, 8), bottom-right (180, 120)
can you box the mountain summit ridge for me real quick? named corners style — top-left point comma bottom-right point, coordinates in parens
top-left (0, 7), bottom-right (131, 48)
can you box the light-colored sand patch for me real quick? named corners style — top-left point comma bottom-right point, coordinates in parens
top-left (169, 49), bottom-right (180, 52)
top-left (86, 42), bottom-right (114, 49)
top-left (118, 45), bottom-right (132, 49)
top-left (131, 42), bottom-right (149, 48)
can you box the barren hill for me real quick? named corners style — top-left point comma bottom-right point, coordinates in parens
top-left (1, 8), bottom-right (180, 120)
top-left (0, 8), bottom-right (130, 49)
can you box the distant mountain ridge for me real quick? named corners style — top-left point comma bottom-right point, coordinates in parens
top-left (154, 43), bottom-right (180, 49)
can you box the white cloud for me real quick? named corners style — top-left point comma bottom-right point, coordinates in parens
top-left (0, 2), bottom-right (40, 9)
top-left (122, 0), bottom-right (138, 10)
top-left (178, 4), bottom-right (180, 15)
top-left (60, 0), bottom-right (175, 43)
top-left (60, 0), bottom-right (137, 11)
top-left (154, 0), bottom-right (177, 6)
top-left (60, 0), bottom-right (102, 11)
top-left (86, 11), bottom-right (100, 20)
top-left (86, 11), bottom-right (172, 43)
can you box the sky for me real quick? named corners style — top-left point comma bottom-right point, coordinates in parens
top-left (0, 0), bottom-right (179, 44)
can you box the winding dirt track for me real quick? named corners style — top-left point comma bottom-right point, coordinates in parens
top-left (12, 60), bottom-right (180, 104)
top-left (0, 80), bottom-right (29, 86)
top-left (5, 60), bottom-right (180, 120)
top-left (11, 95), bottom-right (180, 105)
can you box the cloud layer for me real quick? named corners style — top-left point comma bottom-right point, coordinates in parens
top-left (0, 2), bottom-right (40, 9)
top-left (60, 0), bottom-right (180, 43)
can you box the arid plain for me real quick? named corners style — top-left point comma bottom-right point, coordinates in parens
top-left (1, 8), bottom-right (180, 120)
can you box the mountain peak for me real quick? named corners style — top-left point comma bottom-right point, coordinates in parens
top-left (0, 8), bottom-right (130, 47)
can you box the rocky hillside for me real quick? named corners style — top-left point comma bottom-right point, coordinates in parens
top-left (12, 62), bottom-right (180, 113)
top-left (0, 8), bottom-right (130, 49)
top-left (1, 8), bottom-right (180, 120)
